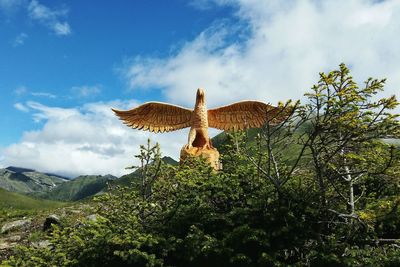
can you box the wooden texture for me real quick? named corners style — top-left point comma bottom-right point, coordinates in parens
top-left (180, 145), bottom-right (221, 170)
top-left (207, 101), bottom-right (287, 131)
top-left (112, 89), bottom-right (290, 169)
top-left (112, 102), bottom-right (192, 133)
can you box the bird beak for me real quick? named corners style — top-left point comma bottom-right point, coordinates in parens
top-left (196, 88), bottom-right (205, 105)
top-left (197, 88), bottom-right (204, 97)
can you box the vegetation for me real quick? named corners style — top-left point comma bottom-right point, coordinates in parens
top-left (3, 64), bottom-right (400, 266)
top-left (0, 188), bottom-right (64, 211)
top-left (0, 188), bottom-right (64, 224)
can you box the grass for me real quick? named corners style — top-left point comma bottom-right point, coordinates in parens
top-left (0, 188), bottom-right (64, 210)
top-left (0, 188), bottom-right (67, 225)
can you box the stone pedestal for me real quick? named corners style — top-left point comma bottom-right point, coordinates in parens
top-left (180, 146), bottom-right (221, 170)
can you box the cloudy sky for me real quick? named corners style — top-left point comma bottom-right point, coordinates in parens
top-left (0, 0), bottom-right (399, 177)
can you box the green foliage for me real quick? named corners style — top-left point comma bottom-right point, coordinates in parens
top-left (3, 64), bottom-right (400, 266)
top-left (0, 188), bottom-right (65, 227)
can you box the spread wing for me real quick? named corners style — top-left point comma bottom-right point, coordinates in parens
top-left (112, 102), bottom-right (193, 133)
top-left (208, 101), bottom-right (288, 131)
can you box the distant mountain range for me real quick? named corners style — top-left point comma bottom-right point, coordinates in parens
top-left (0, 166), bottom-right (119, 202)
top-left (0, 156), bottom-right (179, 202)
top-left (0, 166), bottom-right (68, 194)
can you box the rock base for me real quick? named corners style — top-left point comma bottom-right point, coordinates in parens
top-left (180, 146), bottom-right (221, 170)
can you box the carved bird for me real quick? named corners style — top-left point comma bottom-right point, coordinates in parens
top-left (112, 88), bottom-right (289, 149)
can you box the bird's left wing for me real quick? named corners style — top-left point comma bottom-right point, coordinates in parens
top-left (208, 101), bottom-right (288, 131)
top-left (112, 102), bottom-right (193, 133)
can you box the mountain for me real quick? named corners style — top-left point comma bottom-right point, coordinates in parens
top-left (0, 167), bottom-right (117, 202)
top-left (161, 156), bottom-right (179, 166)
top-left (0, 167), bottom-right (68, 195)
top-left (4, 167), bottom-right (35, 173)
top-left (36, 174), bottom-right (117, 201)
top-left (212, 128), bottom-right (266, 154)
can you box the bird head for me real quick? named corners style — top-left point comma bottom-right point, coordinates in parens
top-left (196, 88), bottom-right (205, 105)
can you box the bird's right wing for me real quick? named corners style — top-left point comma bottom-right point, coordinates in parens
top-left (112, 102), bottom-right (193, 133)
top-left (208, 101), bottom-right (289, 131)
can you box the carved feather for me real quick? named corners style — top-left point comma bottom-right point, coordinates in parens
top-left (112, 102), bottom-right (193, 133)
top-left (208, 101), bottom-right (288, 131)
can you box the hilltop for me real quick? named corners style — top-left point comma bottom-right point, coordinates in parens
top-left (0, 167), bottom-right (68, 195)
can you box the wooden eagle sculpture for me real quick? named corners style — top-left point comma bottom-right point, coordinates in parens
top-left (112, 88), bottom-right (289, 169)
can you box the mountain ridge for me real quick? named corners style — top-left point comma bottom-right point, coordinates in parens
top-left (0, 167), bottom-right (68, 195)
top-left (0, 156), bottom-right (179, 202)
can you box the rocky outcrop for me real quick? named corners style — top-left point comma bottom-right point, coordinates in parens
top-left (1, 219), bottom-right (31, 234)
top-left (31, 240), bottom-right (51, 248)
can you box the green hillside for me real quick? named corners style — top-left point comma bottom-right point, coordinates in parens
top-left (0, 188), bottom-right (63, 210)
top-left (212, 126), bottom-right (309, 165)
top-left (36, 174), bottom-right (117, 201)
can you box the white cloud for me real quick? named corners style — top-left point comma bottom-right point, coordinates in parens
top-left (14, 86), bottom-right (28, 96)
top-left (31, 91), bottom-right (57, 98)
top-left (27, 0), bottom-right (71, 36)
top-left (52, 21), bottom-right (71, 36)
top-left (14, 87), bottom-right (57, 98)
top-left (71, 85), bottom-right (102, 98)
top-left (12, 32), bottom-right (28, 47)
top-left (26, 101), bottom-right (79, 122)
top-left (122, 0), bottom-right (400, 110)
top-left (1, 100), bottom-right (188, 177)
top-left (14, 102), bottom-right (29, 112)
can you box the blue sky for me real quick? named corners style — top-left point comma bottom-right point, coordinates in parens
top-left (0, 0), bottom-right (234, 145)
top-left (1, 0), bottom-right (399, 177)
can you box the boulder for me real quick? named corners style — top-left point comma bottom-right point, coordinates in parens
top-left (32, 240), bottom-right (51, 248)
top-left (0, 235), bottom-right (21, 250)
top-left (1, 219), bottom-right (31, 234)
top-left (43, 214), bottom-right (61, 231)
top-left (7, 235), bottom-right (21, 242)
top-left (0, 241), bottom-right (13, 250)
top-left (86, 214), bottom-right (99, 222)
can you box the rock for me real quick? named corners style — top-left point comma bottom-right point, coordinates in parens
top-left (43, 215), bottom-right (61, 231)
top-left (0, 238), bottom-right (19, 250)
top-left (0, 235), bottom-right (21, 250)
top-left (0, 241), bottom-right (14, 250)
top-left (67, 209), bottom-right (81, 215)
top-left (79, 204), bottom-right (91, 210)
top-left (180, 145), bottom-right (221, 170)
top-left (86, 214), bottom-right (99, 222)
top-left (32, 240), bottom-right (51, 248)
top-left (7, 235), bottom-right (21, 242)
top-left (1, 219), bottom-right (31, 234)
